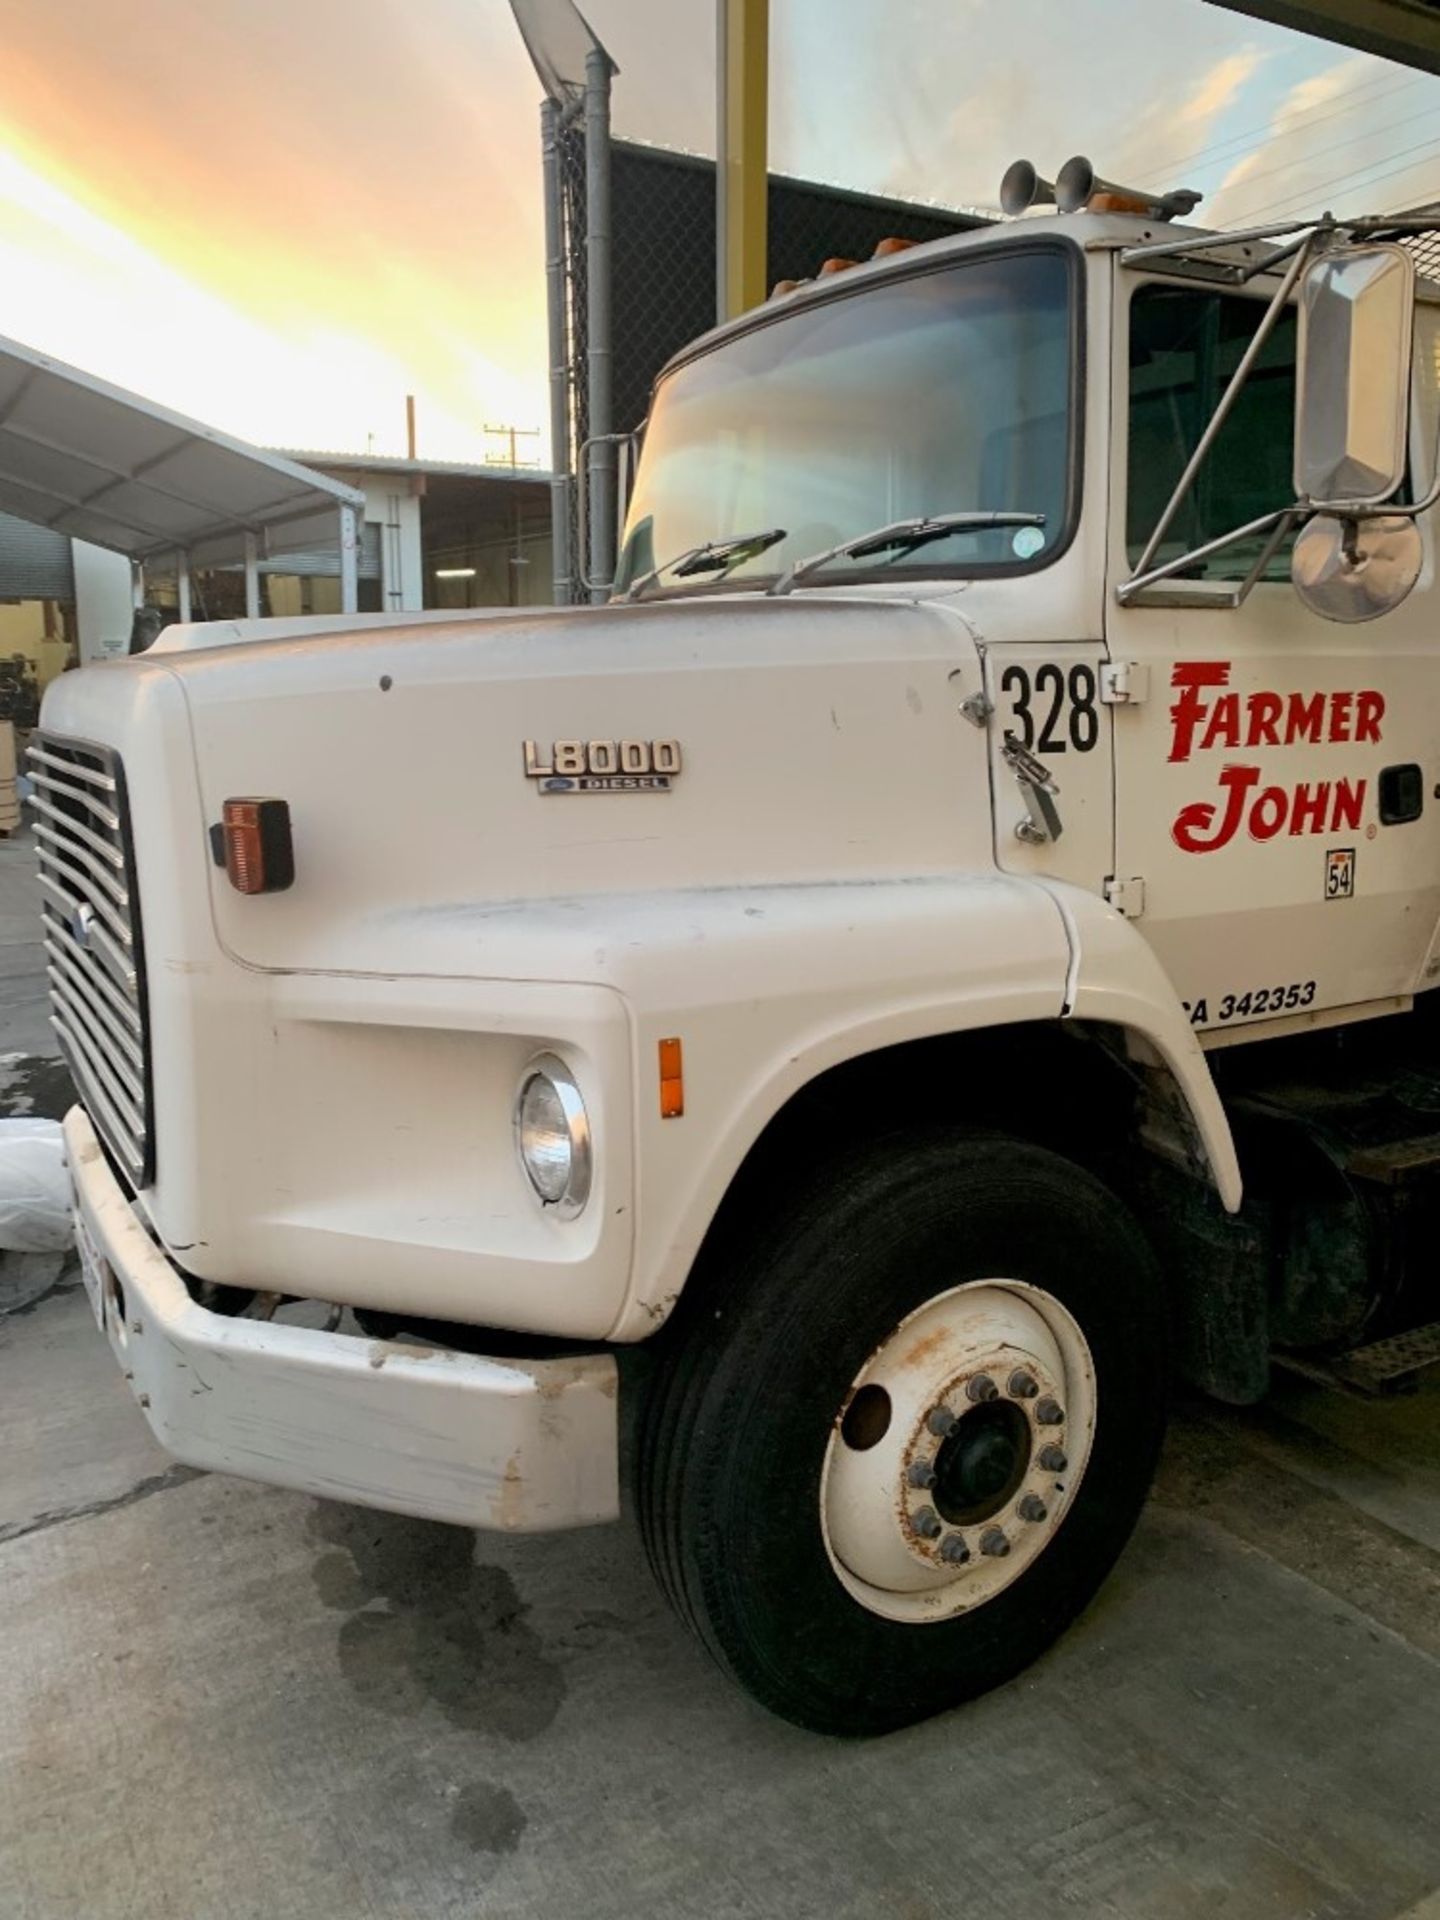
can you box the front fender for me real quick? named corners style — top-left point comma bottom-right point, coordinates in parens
top-left (613, 874), bottom-right (1240, 1340)
top-left (1039, 878), bottom-right (1242, 1214)
top-left (610, 873), bottom-right (1068, 1339)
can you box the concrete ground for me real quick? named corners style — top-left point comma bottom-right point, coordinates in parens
top-left (1, 825), bottom-right (1438, 1920)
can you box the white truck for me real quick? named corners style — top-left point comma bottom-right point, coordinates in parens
top-left (41, 169), bottom-right (1440, 1733)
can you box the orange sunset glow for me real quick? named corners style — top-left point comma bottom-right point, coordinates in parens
top-left (0, 0), bottom-right (1434, 465)
top-left (0, 0), bottom-right (557, 458)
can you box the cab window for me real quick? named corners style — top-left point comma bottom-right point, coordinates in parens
top-left (1127, 285), bottom-right (1296, 581)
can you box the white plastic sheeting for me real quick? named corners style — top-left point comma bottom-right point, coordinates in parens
top-left (0, 1117), bottom-right (72, 1251)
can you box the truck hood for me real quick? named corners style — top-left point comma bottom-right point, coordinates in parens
top-left (45, 594), bottom-right (995, 976)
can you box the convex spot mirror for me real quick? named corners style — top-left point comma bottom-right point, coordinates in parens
top-left (1292, 512), bottom-right (1423, 624)
top-left (1294, 241), bottom-right (1415, 508)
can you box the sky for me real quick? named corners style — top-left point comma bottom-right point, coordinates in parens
top-left (0, 0), bottom-right (1437, 463)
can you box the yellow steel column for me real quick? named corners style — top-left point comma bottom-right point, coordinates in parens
top-left (717, 0), bottom-right (769, 322)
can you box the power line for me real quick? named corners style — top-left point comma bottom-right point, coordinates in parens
top-left (1213, 101), bottom-right (1440, 203)
top-left (1108, 69), bottom-right (1420, 185)
top-left (1238, 131), bottom-right (1440, 220)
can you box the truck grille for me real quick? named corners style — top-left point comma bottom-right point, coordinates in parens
top-left (29, 733), bottom-right (153, 1186)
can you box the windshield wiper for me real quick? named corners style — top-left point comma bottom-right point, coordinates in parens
top-left (623, 527), bottom-right (787, 602)
top-left (768, 510), bottom-right (1046, 596)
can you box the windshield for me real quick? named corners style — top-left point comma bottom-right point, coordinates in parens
top-left (614, 245), bottom-right (1077, 596)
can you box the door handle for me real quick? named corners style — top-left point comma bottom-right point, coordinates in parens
top-left (1002, 732), bottom-right (1064, 845)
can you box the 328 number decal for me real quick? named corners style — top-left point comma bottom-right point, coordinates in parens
top-left (1000, 663), bottom-right (1100, 754)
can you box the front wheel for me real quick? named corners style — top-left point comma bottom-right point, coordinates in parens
top-left (637, 1131), bottom-right (1167, 1734)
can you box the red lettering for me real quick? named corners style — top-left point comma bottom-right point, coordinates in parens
top-left (1200, 693), bottom-right (1241, 752)
top-left (1249, 786), bottom-right (1289, 841)
top-left (1169, 661), bottom-right (1230, 764)
top-left (1173, 763), bottom-right (1259, 853)
top-left (1331, 778), bottom-right (1365, 832)
top-left (1329, 691), bottom-right (1353, 743)
top-left (1285, 692), bottom-right (1325, 744)
top-left (1245, 691), bottom-right (1282, 747)
top-left (1289, 781), bottom-right (1330, 835)
top-left (1356, 690), bottom-right (1385, 743)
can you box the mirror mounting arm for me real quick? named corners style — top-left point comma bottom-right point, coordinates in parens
top-left (1304, 466), bottom-right (1440, 524)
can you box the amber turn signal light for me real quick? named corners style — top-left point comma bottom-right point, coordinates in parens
top-left (659, 1036), bottom-right (684, 1119)
top-left (221, 797), bottom-right (295, 895)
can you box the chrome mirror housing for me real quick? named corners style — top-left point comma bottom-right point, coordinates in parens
top-left (1294, 242), bottom-right (1415, 508)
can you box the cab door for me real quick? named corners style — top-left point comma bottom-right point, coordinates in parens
top-left (1107, 263), bottom-right (1440, 1039)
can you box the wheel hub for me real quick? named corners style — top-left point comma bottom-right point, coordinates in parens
top-left (821, 1279), bottom-right (1097, 1624)
top-left (933, 1399), bottom-right (1032, 1526)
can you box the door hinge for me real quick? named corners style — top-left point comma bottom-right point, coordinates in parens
top-left (1100, 661), bottom-right (1150, 706)
top-left (1104, 875), bottom-right (1146, 918)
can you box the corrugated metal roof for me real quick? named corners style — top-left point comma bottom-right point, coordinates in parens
top-left (0, 333), bottom-right (364, 565)
top-left (276, 449), bottom-right (554, 484)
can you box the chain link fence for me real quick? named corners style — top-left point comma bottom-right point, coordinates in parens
top-left (547, 120), bottom-right (984, 602)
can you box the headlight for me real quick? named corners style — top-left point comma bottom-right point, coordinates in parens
top-left (514, 1054), bottom-right (592, 1218)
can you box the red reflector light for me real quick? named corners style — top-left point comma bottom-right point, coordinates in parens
top-left (222, 797), bottom-right (295, 895)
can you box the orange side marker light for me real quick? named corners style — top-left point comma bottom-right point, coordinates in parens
top-left (222, 797), bottom-right (295, 895)
top-left (659, 1036), bottom-right (684, 1118)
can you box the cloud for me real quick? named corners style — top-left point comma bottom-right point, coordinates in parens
top-left (0, 0), bottom-right (552, 455)
top-left (0, 130), bottom-right (528, 458)
top-left (1210, 50), bottom-right (1436, 222)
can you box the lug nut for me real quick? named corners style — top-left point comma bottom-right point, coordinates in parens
top-left (1035, 1396), bottom-right (1064, 1426)
top-left (912, 1505), bottom-right (943, 1540)
top-left (927, 1405), bottom-right (958, 1437)
top-left (1038, 1445), bottom-right (1068, 1474)
top-left (907, 1460), bottom-right (937, 1489)
top-left (1008, 1369), bottom-right (1039, 1399)
top-left (1018, 1494), bottom-right (1048, 1523)
top-left (967, 1374), bottom-right (999, 1404)
top-left (980, 1527), bottom-right (1010, 1558)
top-left (939, 1532), bottom-right (971, 1566)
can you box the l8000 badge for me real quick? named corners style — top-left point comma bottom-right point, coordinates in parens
top-left (524, 738), bottom-right (682, 794)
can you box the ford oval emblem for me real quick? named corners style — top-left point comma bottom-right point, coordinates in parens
top-left (69, 903), bottom-right (95, 950)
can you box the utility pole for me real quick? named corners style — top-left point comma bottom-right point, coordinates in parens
top-left (483, 423), bottom-right (542, 469)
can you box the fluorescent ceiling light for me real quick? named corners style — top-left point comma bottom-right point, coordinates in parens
top-left (434, 566), bottom-right (477, 578)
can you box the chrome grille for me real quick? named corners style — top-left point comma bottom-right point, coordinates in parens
top-left (29, 733), bottom-right (152, 1185)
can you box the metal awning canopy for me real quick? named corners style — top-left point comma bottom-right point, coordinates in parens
top-left (1207, 0), bottom-right (1440, 74)
top-left (0, 331), bottom-right (365, 612)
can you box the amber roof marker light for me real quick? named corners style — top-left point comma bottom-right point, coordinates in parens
top-left (221, 797), bottom-right (295, 895)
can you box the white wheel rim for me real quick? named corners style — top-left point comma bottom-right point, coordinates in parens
top-left (820, 1279), bottom-right (1097, 1624)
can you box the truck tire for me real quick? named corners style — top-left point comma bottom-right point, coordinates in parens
top-left (637, 1130), bottom-right (1166, 1734)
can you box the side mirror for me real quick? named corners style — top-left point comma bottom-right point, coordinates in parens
top-left (1294, 242), bottom-right (1415, 507)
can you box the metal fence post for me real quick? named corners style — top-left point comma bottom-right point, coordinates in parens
top-left (339, 504), bottom-right (358, 613)
top-left (584, 45), bottom-right (614, 603)
top-left (541, 97), bottom-right (574, 606)
top-left (243, 531), bottom-right (260, 619)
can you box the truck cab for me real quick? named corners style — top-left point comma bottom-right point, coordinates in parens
top-left (43, 187), bottom-right (1440, 1733)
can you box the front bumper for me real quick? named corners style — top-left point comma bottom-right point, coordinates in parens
top-left (64, 1106), bottom-right (620, 1531)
